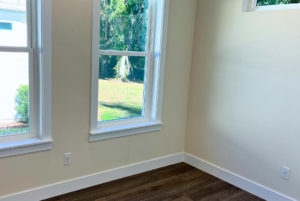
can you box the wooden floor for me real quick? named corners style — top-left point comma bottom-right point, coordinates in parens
top-left (43, 163), bottom-right (265, 201)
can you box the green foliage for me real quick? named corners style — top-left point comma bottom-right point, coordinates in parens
top-left (100, 0), bottom-right (148, 51)
top-left (14, 85), bottom-right (29, 123)
top-left (128, 56), bottom-right (145, 82)
top-left (99, 55), bottom-right (120, 79)
top-left (257, 0), bottom-right (300, 5)
top-left (0, 128), bottom-right (29, 135)
top-left (99, 0), bottom-right (148, 81)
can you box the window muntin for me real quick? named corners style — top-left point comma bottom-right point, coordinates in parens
top-left (98, 0), bottom-right (151, 123)
top-left (257, 0), bottom-right (300, 6)
top-left (0, 0), bottom-right (34, 136)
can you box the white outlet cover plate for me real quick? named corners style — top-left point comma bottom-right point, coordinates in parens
top-left (282, 167), bottom-right (290, 180)
top-left (64, 153), bottom-right (71, 165)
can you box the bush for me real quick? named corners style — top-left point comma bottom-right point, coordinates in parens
top-left (15, 85), bottom-right (29, 123)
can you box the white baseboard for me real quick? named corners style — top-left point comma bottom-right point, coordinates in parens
top-left (184, 153), bottom-right (295, 201)
top-left (0, 153), bottom-right (184, 201)
top-left (1, 153), bottom-right (295, 201)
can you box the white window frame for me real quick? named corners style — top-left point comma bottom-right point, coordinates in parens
top-left (0, 0), bottom-right (52, 158)
top-left (243, 0), bottom-right (300, 12)
top-left (90, 0), bottom-right (169, 141)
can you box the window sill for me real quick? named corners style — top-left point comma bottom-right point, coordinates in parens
top-left (90, 121), bottom-right (163, 141)
top-left (0, 138), bottom-right (53, 158)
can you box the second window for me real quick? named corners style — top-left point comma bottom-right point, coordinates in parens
top-left (98, 0), bottom-right (151, 122)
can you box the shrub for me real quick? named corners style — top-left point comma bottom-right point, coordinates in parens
top-left (15, 85), bottom-right (29, 123)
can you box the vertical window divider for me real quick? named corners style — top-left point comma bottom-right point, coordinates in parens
top-left (143, 0), bottom-right (154, 120)
top-left (28, 48), bottom-right (35, 136)
top-left (91, 0), bottom-right (101, 134)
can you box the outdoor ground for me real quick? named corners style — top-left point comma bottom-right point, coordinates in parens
top-left (98, 79), bottom-right (144, 122)
top-left (0, 79), bottom-right (143, 135)
top-left (0, 122), bottom-right (28, 135)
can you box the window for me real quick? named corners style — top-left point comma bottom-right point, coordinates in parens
top-left (98, 0), bottom-right (149, 122)
top-left (90, 0), bottom-right (169, 141)
top-left (0, 0), bottom-right (52, 158)
top-left (0, 22), bottom-right (12, 30)
top-left (257, 0), bottom-right (300, 6)
top-left (243, 0), bottom-right (300, 11)
top-left (0, 0), bottom-right (31, 135)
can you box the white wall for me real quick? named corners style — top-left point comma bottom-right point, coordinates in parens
top-left (0, 0), bottom-right (197, 197)
top-left (185, 0), bottom-right (300, 200)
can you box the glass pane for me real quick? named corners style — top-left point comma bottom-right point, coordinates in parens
top-left (100, 0), bottom-right (149, 52)
top-left (0, 52), bottom-right (30, 135)
top-left (0, 0), bottom-right (27, 47)
top-left (98, 55), bottom-right (146, 122)
top-left (257, 0), bottom-right (300, 6)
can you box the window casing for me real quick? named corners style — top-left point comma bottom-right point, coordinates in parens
top-left (243, 0), bottom-right (300, 11)
top-left (0, 0), bottom-right (52, 158)
top-left (90, 0), bottom-right (169, 141)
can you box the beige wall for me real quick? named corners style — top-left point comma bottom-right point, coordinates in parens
top-left (0, 0), bottom-right (197, 197)
top-left (185, 0), bottom-right (300, 199)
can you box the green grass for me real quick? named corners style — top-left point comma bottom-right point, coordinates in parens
top-left (0, 127), bottom-right (29, 135)
top-left (98, 79), bottom-right (144, 121)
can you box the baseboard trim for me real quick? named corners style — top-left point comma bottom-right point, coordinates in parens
top-left (184, 153), bottom-right (295, 201)
top-left (0, 153), bottom-right (184, 201)
top-left (1, 153), bottom-right (295, 201)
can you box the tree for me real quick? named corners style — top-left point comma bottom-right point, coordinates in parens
top-left (15, 85), bottom-right (29, 123)
top-left (99, 0), bottom-right (148, 82)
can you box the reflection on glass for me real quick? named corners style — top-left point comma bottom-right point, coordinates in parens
top-left (257, 0), bottom-right (300, 6)
top-left (0, 52), bottom-right (29, 135)
top-left (98, 55), bottom-right (146, 122)
top-left (0, 0), bottom-right (27, 47)
top-left (100, 0), bottom-right (148, 52)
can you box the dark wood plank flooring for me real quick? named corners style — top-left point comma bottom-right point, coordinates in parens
top-left (43, 163), bottom-right (265, 201)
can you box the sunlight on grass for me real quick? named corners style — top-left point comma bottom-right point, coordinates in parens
top-left (98, 79), bottom-right (144, 121)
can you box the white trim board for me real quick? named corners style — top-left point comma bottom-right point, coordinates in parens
top-left (0, 153), bottom-right (184, 201)
top-left (184, 153), bottom-right (295, 201)
top-left (0, 153), bottom-right (296, 201)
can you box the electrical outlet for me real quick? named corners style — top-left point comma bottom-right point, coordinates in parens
top-left (282, 167), bottom-right (290, 180)
top-left (64, 153), bottom-right (71, 165)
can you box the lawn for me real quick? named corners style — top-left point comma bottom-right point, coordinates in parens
top-left (0, 127), bottom-right (29, 135)
top-left (98, 79), bottom-right (144, 122)
top-left (0, 121), bottom-right (29, 135)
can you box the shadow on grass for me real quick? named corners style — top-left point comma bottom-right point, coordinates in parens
top-left (100, 102), bottom-right (142, 117)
